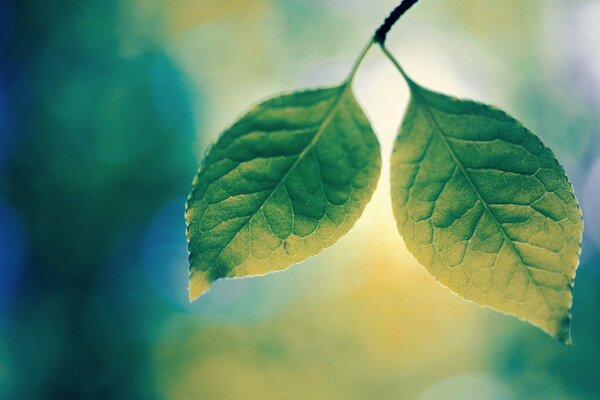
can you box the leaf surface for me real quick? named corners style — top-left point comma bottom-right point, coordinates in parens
top-left (186, 84), bottom-right (380, 300)
top-left (391, 78), bottom-right (583, 343)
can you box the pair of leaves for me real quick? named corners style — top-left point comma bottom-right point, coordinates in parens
top-left (185, 48), bottom-right (582, 343)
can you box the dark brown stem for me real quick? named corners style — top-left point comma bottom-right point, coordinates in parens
top-left (374, 0), bottom-right (420, 44)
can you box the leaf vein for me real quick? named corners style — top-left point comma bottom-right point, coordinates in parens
top-left (411, 88), bottom-right (557, 312)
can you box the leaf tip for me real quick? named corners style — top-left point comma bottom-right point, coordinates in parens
top-left (189, 271), bottom-right (211, 302)
top-left (554, 315), bottom-right (573, 346)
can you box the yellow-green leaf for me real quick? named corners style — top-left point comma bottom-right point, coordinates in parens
top-left (391, 77), bottom-right (583, 343)
top-left (186, 84), bottom-right (381, 300)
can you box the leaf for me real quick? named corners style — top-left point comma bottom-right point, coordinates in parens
top-left (390, 77), bottom-right (583, 343)
top-left (186, 84), bottom-right (381, 301)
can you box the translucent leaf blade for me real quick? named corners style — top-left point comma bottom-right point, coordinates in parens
top-left (186, 85), bottom-right (381, 300)
top-left (391, 80), bottom-right (583, 343)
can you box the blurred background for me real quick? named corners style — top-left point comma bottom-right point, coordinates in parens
top-left (0, 0), bottom-right (599, 398)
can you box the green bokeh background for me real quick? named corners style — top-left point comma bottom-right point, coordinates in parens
top-left (1, 1), bottom-right (600, 399)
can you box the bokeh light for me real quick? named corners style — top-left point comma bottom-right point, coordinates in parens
top-left (420, 373), bottom-right (513, 400)
top-left (583, 154), bottom-right (600, 253)
top-left (1, 1), bottom-right (600, 399)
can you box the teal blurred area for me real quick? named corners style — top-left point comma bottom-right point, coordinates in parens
top-left (0, 0), bottom-right (599, 399)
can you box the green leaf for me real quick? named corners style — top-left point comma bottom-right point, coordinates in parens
top-left (186, 84), bottom-right (381, 300)
top-left (390, 77), bottom-right (583, 343)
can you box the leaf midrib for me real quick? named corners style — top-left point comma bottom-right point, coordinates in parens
top-left (409, 87), bottom-right (556, 313)
top-left (200, 84), bottom-right (352, 273)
